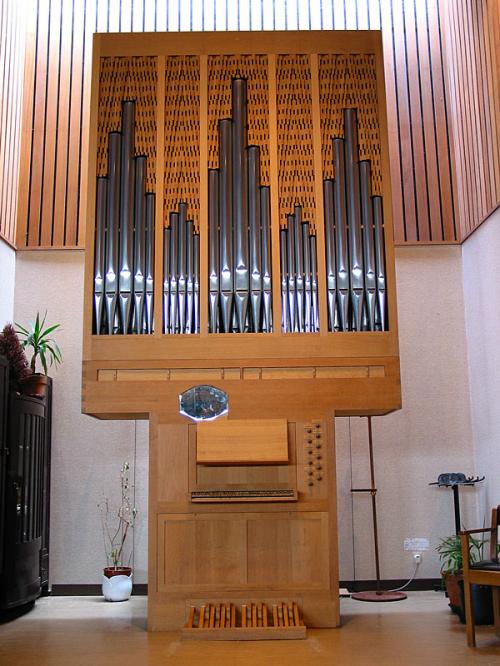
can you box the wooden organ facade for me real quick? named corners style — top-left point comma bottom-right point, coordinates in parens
top-left (83, 31), bottom-right (401, 633)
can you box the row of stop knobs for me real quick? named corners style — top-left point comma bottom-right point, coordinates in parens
top-left (304, 423), bottom-right (323, 486)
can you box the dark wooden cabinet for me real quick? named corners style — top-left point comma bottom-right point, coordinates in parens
top-left (0, 357), bottom-right (52, 612)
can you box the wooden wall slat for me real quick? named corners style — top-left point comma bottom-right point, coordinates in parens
top-left (441, 0), bottom-right (500, 241)
top-left (0, 0), bottom-right (26, 247)
top-left (13, 0), bottom-right (499, 249)
top-left (426, 0), bottom-right (456, 242)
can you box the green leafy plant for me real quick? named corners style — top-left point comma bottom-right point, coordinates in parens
top-left (15, 312), bottom-right (62, 375)
top-left (437, 534), bottom-right (483, 576)
top-left (99, 462), bottom-right (138, 569)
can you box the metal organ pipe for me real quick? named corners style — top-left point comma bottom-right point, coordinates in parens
top-left (219, 118), bottom-right (233, 333)
top-left (322, 110), bottom-right (389, 333)
top-left (133, 155), bottom-right (147, 334)
top-left (208, 169), bottom-right (219, 333)
top-left (177, 203), bottom-right (188, 334)
top-left (94, 100), bottom-right (156, 335)
top-left (144, 193), bottom-right (155, 334)
top-left (94, 177), bottom-right (107, 334)
top-left (163, 227), bottom-right (171, 334)
top-left (359, 161), bottom-right (377, 331)
top-left (261, 186), bottom-right (272, 333)
top-left (344, 109), bottom-right (364, 332)
top-left (310, 234), bottom-right (319, 332)
top-left (119, 101), bottom-right (136, 334)
top-left (205, 77), bottom-right (272, 334)
top-left (104, 132), bottom-right (121, 335)
top-left (280, 228), bottom-right (290, 332)
top-left (286, 214), bottom-right (297, 332)
top-left (169, 212), bottom-right (179, 333)
top-left (280, 213), bottom-right (319, 333)
top-left (373, 196), bottom-right (387, 330)
top-left (193, 233), bottom-right (200, 334)
top-left (164, 203), bottom-right (199, 335)
top-left (302, 221), bottom-right (312, 333)
top-left (294, 206), bottom-right (305, 333)
top-left (332, 137), bottom-right (350, 331)
top-left (232, 78), bottom-right (250, 332)
top-left (186, 217), bottom-right (194, 334)
top-left (248, 145), bottom-right (262, 332)
top-left (323, 179), bottom-right (338, 332)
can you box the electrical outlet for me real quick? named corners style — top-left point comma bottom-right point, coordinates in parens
top-left (413, 552), bottom-right (422, 564)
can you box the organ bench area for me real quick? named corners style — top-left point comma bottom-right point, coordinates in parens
top-left (82, 31), bottom-right (401, 634)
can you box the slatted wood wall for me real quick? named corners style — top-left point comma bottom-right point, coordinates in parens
top-left (442, 0), bottom-right (500, 241)
top-left (13, 0), bottom-right (500, 248)
top-left (0, 0), bottom-right (25, 247)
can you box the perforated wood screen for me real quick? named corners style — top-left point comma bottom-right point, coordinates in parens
top-left (95, 43), bottom-right (383, 232)
top-left (97, 56), bottom-right (157, 191)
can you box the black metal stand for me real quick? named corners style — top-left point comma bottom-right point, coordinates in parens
top-left (351, 417), bottom-right (407, 602)
top-left (429, 474), bottom-right (485, 534)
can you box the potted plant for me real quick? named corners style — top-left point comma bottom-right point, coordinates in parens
top-left (15, 312), bottom-right (62, 398)
top-left (98, 462), bottom-right (137, 602)
top-left (0, 323), bottom-right (33, 390)
top-left (437, 534), bottom-right (491, 622)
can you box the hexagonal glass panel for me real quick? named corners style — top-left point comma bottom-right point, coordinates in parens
top-left (179, 385), bottom-right (229, 422)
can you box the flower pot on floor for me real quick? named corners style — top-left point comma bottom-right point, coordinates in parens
top-left (102, 567), bottom-right (132, 602)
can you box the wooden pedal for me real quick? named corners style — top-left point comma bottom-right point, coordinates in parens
top-left (182, 601), bottom-right (306, 640)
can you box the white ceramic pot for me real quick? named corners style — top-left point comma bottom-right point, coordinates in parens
top-left (102, 572), bottom-right (133, 602)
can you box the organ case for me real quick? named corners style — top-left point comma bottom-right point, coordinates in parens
top-left (82, 31), bottom-right (401, 632)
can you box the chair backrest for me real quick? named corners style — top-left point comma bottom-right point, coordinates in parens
top-left (489, 505), bottom-right (500, 562)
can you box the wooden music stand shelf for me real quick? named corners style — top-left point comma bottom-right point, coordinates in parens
top-left (182, 601), bottom-right (306, 640)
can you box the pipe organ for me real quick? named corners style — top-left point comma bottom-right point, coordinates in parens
top-left (83, 31), bottom-right (401, 633)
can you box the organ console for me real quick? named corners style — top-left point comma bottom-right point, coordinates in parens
top-left (83, 30), bottom-right (401, 634)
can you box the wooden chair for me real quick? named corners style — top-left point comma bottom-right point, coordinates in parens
top-left (460, 505), bottom-right (500, 647)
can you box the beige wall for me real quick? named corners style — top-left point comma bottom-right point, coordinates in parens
top-left (13, 251), bottom-right (149, 584)
top-left (12, 246), bottom-right (478, 584)
top-left (0, 239), bottom-right (16, 327)
top-left (462, 207), bottom-right (500, 519)
top-left (337, 246), bottom-right (476, 581)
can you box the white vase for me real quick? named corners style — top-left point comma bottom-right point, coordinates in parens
top-left (102, 573), bottom-right (133, 602)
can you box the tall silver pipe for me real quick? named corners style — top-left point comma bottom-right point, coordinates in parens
top-left (132, 155), bottom-right (146, 334)
top-left (280, 228), bottom-right (290, 332)
top-left (302, 221), bottom-right (312, 333)
top-left (310, 234), bottom-right (319, 332)
top-left (144, 193), bottom-right (155, 334)
top-left (177, 202), bottom-right (188, 334)
top-left (261, 186), bottom-right (272, 333)
top-left (119, 100), bottom-right (136, 334)
top-left (193, 233), bottom-right (200, 333)
top-left (208, 169), bottom-right (219, 333)
top-left (333, 138), bottom-right (350, 331)
top-left (105, 132), bottom-right (121, 335)
top-left (186, 218), bottom-right (194, 334)
top-left (294, 206), bottom-right (305, 332)
top-left (373, 196), bottom-right (387, 331)
top-left (94, 177), bottom-right (107, 334)
top-left (248, 145), bottom-right (262, 332)
top-left (169, 212), bottom-right (179, 333)
top-left (287, 214), bottom-right (297, 332)
top-left (232, 78), bottom-right (249, 332)
top-left (360, 161), bottom-right (377, 331)
top-left (219, 118), bottom-right (233, 332)
top-left (324, 179), bottom-right (338, 332)
top-left (163, 227), bottom-right (171, 334)
top-left (344, 109), bottom-right (364, 331)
